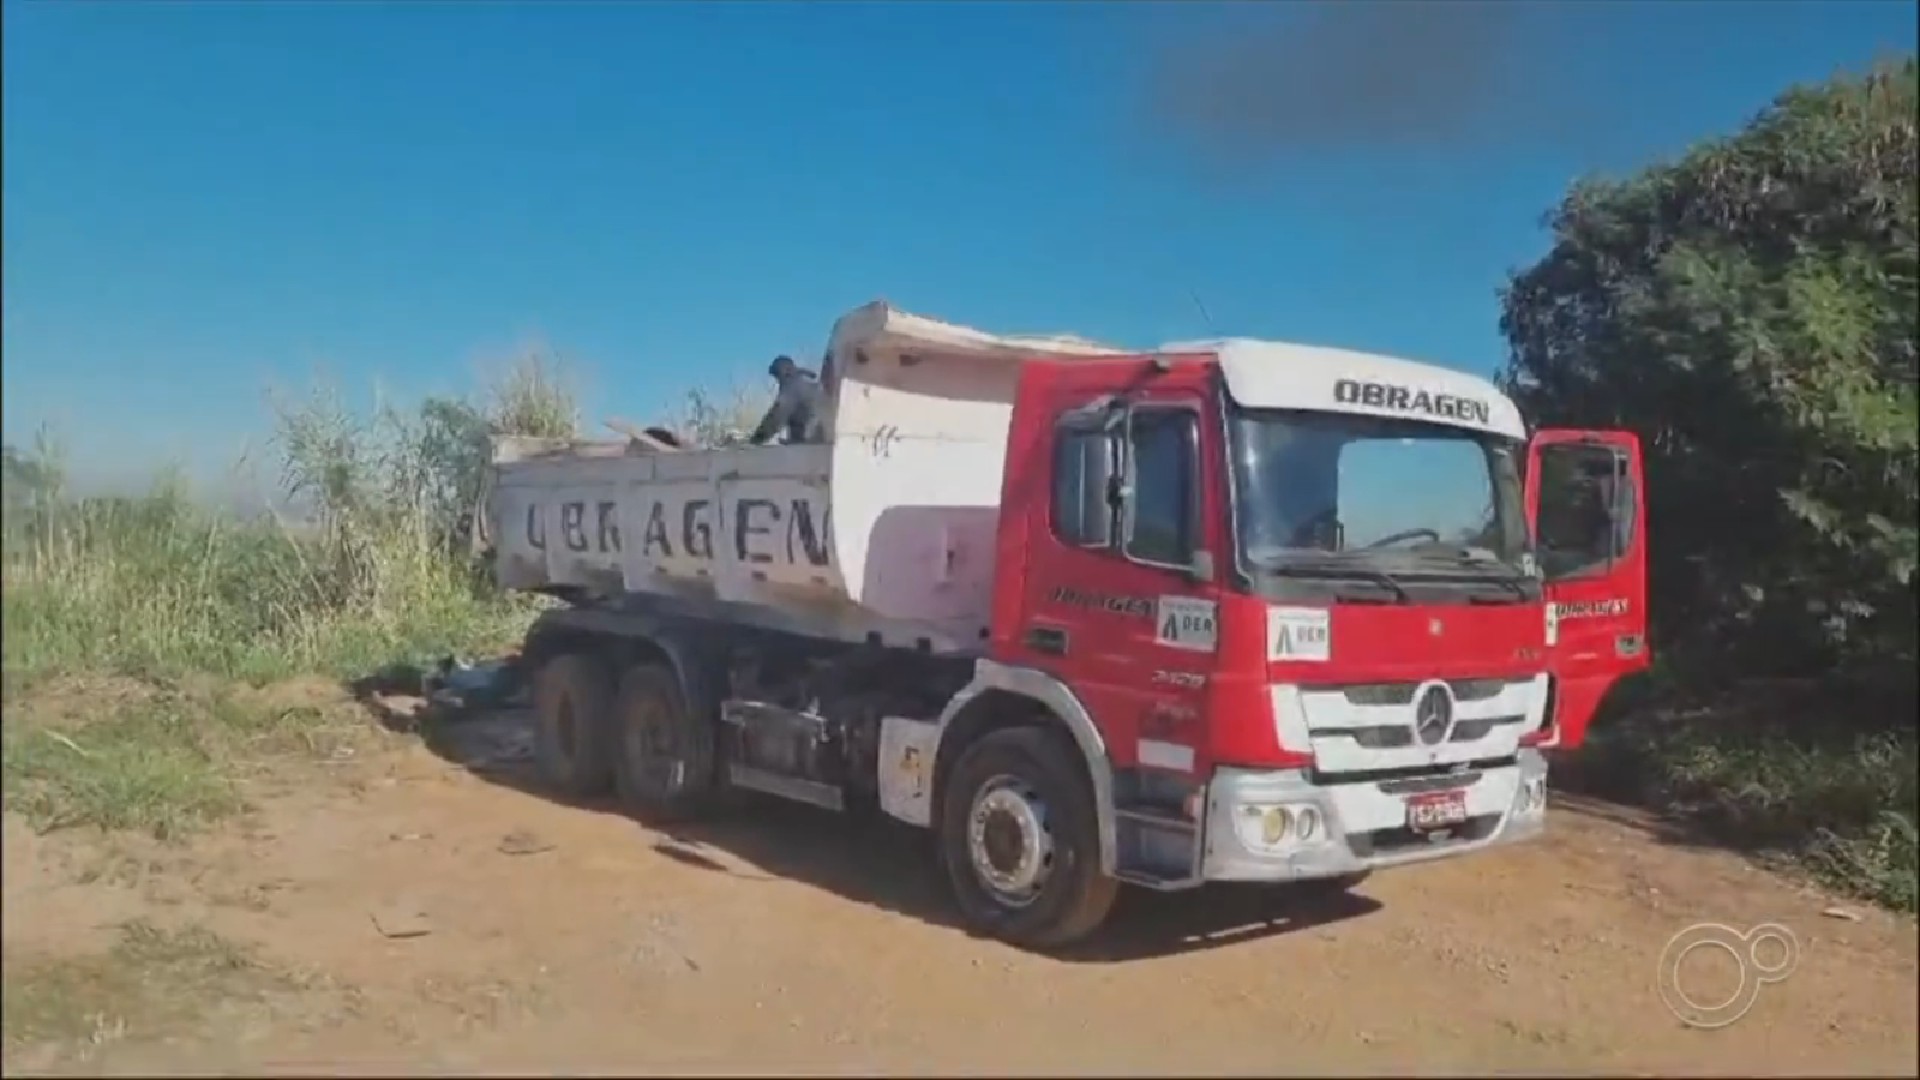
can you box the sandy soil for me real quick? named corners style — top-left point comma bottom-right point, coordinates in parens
top-left (4, 701), bottom-right (1915, 1077)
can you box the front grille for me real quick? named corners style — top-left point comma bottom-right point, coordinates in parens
top-left (1448, 714), bottom-right (1527, 741)
top-left (1448, 678), bottom-right (1515, 702)
top-left (1320, 725), bottom-right (1416, 749)
top-left (1317, 714), bottom-right (1526, 749)
top-left (1333, 677), bottom-right (1529, 706)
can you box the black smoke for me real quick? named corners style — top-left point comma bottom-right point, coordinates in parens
top-left (1142, 1), bottom-right (1574, 161)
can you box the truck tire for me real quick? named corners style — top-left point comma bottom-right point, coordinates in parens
top-left (611, 662), bottom-right (720, 822)
top-left (938, 726), bottom-right (1119, 950)
top-left (531, 652), bottom-right (616, 797)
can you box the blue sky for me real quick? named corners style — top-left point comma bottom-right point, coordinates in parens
top-left (3, 0), bottom-right (1914, 497)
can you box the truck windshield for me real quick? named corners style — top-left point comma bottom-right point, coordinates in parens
top-left (1228, 406), bottom-right (1530, 583)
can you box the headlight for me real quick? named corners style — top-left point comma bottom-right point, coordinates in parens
top-left (1231, 802), bottom-right (1325, 851)
top-left (1295, 806), bottom-right (1321, 840)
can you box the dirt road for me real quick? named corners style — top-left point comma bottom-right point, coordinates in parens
top-left (4, 700), bottom-right (1915, 1076)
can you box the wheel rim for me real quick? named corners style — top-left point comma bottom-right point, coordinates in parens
top-left (626, 689), bottom-right (686, 795)
top-left (966, 774), bottom-right (1055, 908)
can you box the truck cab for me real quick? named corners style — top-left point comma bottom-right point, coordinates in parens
top-left (971, 342), bottom-right (1648, 895)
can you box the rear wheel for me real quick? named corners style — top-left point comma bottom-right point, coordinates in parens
top-left (612, 662), bottom-right (720, 821)
top-left (938, 726), bottom-right (1118, 950)
top-left (531, 652), bottom-right (615, 797)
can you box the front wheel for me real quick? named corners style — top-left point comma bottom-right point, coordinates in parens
top-left (938, 726), bottom-right (1119, 950)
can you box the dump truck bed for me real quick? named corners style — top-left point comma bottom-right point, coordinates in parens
top-left (493, 438), bottom-right (845, 606)
top-left (485, 302), bottom-right (1126, 654)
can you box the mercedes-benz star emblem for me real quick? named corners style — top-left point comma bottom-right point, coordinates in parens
top-left (1414, 684), bottom-right (1455, 747)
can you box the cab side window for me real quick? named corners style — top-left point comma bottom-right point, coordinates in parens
top-left (1052, 429), bottom-right (1116, 548)
top-left (1124, 408), bottom-right (1199, 567)
top-left (1536, 443), bottom-right (1635, 580)
top-left (1050, 406), bottom-right (1201, 569)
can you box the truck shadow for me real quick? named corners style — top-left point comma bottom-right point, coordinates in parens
top-left (351, 676), bottom-right (1383, 963)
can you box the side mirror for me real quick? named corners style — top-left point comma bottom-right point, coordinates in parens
top-left (1187, 549), bottom-right (1216, 584)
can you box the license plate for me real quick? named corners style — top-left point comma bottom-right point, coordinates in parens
top-left (1406, 790), bottom-right (1469, 831)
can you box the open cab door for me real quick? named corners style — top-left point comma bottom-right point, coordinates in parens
top-left (1523, 430), bottom-right (1649, 749)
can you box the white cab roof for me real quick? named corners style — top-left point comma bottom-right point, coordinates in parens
top-left (1163, 337), bottom-right (1526, 441)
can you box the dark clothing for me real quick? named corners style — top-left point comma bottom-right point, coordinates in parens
top-left (750, 368), bottom-right (827, 445)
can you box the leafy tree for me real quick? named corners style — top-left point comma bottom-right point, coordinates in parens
top-left (1500, 57), bottom-right (1918, 686)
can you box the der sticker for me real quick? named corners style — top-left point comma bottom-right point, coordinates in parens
top-left (1269, 606), bottom-right (1331, 662)
top-left (1155, 596), bottom-right (1218, 652)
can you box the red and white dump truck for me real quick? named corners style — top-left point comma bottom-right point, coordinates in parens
top-left (484, 301), bottom-right (1649, 948)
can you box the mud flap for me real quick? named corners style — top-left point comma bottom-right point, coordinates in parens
top-left (877, 715), bottom-right (939, 826)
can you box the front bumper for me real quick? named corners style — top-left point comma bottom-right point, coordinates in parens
top-left (1199, 749), bottom-right (1548, 882)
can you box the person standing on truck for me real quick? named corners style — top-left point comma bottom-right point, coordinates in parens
top-left (748, 354), bottom-right (827, 445)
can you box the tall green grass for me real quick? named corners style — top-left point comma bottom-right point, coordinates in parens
top-left (1, 357), bottom-right (772, 840)
top-left (0, 357), bottom-right (600, 834)
top-left (2, 357), bottom-right (774, 684)
top-left (3, 362), bottom-right (578, 687)
top-left (1, 481), bottom-right (530, 686)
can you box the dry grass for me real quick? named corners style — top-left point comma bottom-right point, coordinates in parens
top-left (1, 677), bottom-right (378, 840)
top-left (1, 921), bottom-right (298, 1056)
